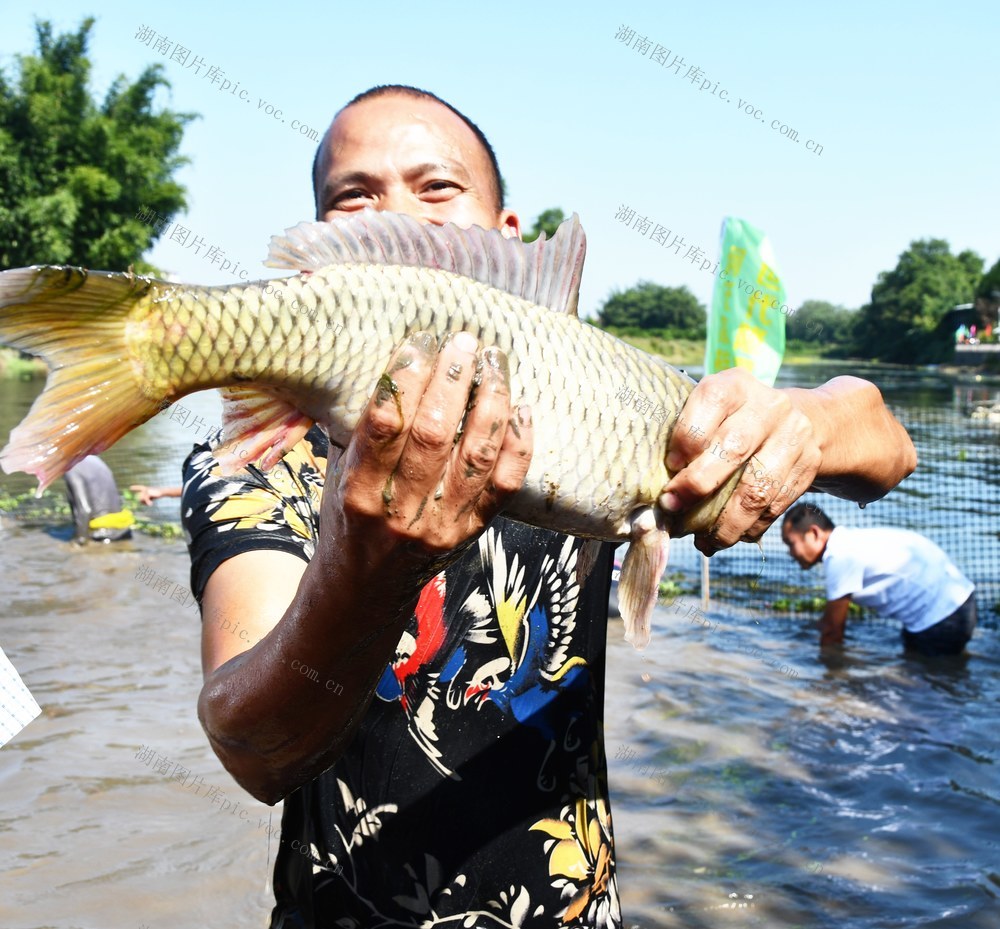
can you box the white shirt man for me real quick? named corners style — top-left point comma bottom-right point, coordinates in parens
top-left (781, 503), bottom-right (976, 654)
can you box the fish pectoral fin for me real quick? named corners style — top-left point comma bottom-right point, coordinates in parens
top-left (576, 539), bottom-right (604, 585)
top-left (618, 508), bottom-right (671, 650)
top-left (215, 386), bottom-right (314, 474)
top-left (265, 210), bottom-right (586, 316)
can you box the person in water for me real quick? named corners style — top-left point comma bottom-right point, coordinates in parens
top-left (182, 85), bottom-right (916, 928)
top-left (63, 455), bottom-right (133, 543)
top-left (129, 484), bottom-right (182, 506)
top-left (781, 502), bottom-right (977, 655)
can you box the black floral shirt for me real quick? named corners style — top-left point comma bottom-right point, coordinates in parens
top-left (182, 427), bottom-right (621, 928)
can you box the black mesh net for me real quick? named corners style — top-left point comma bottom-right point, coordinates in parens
top-left (670, 403), bottom-right (999, 628)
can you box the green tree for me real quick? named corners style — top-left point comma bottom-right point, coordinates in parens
top-left (596, 281), bottom-right (705, 336)
top-left (522, 207), bottom-right (566, 243)
top-left (852, 239), bottom-right (983, 362)
top-left (976, 257), bottom-right (1000, 332)
top-left (0, 18), bottom-right (196, 272)
top-left (786, 300), bottom-right (856, 346)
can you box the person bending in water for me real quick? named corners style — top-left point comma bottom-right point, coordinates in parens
top-left (781, 502), bottom-right (976, 655)
top-left (63, 455), bottom-right (133, 543)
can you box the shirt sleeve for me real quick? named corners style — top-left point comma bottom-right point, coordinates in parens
top-left (181, 428), bottom-right (330, 603)
top-left (823, 539), bottom-right (865, 601)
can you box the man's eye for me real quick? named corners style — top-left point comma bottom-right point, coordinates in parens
top-left (423, 180), bottom-right (460, 196)
top-left (331, 189), bottom-right (370, 207)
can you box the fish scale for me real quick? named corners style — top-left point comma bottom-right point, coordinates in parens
top-left (134, 263), bottom-right (693, 538)
top-left (138, 263), bottom-right (684, 541)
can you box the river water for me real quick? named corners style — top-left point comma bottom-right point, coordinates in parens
top-left (0, 365), bottom-right (997, 927)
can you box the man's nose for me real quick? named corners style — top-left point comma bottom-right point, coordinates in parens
top-left (377, 187), bottom-right (440, 225)
top-left (378, 187), bottom-right (419, 219)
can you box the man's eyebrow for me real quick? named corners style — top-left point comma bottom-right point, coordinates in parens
top-left (321, 170), bottom-right (379, 199)
top-left (403, 161), bottom-right (473, 183)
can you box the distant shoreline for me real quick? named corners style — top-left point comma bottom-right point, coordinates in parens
top-left (0, 347), bottom-right (47, 379)
top-left (3, 341), bottom-right (997, 383)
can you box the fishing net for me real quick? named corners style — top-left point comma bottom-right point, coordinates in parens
top-left (680, 404), bottom-right (999, 628)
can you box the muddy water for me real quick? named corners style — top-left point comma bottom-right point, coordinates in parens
top-left (605, 606), bottom-right (1000, 928)
top-left (1, 372), bottom-right (999, 927)
top-left (0, 524), bottom-right (277, 927)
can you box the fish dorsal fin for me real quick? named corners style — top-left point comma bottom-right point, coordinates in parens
top-left (266, 210), bottom-right (586, 316)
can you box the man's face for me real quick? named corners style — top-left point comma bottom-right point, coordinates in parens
top-left (781, 523), bottom-right (826, 569)
top-left (314, 94), bottom-right (520, 237)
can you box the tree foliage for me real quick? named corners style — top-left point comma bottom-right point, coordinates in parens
top-left (522, 207), bottom-right (566, 243)
top-left (786, 300), bottom-right (856, 345)
top-left (596, 281), bottom-right (706, 336)
top-left (0, 18), bottom-right (196, 272)
top-left (976, 256), bottom-right (1000, 320)
top-left (852, 239), bottom-right (983, 362)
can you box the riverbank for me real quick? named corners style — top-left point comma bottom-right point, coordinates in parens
top-left (0, 347), bottom-right (47, 379)
top-left (605, 332), bottom-right (835, 368)
top-left (0, 339), bottom-right (830, 381)
top-left (4, 339), bottom-right (996, 383)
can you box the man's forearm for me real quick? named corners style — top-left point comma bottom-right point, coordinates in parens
top-left (785, 376), bottom-right (916, 503)
top-left (819, 615), bottom-right (845, 646)
top-left (819, 596), bottom-right (851, 647)
top-left (198, 331), bottom-right (529, 805)
top-left (198, 534), bottom-right (434, 805)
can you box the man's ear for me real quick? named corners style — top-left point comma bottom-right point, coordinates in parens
top-left (499, 210), bottom-right (521, 240)
top-left (808, 524), bottom-right (829, 549)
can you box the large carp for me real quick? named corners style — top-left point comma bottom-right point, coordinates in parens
top-left (0, 211), bottom-right (742, 646)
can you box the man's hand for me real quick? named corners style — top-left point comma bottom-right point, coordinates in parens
top-left (659, 369), bottom-right (915, 554)
top-left (321, 329), bottom-right (533, 575)
top-left (129, 484), bottom-right (181, 506)
top-left (660, 368), bottom-right (821, 553)
top-left (198, 330), bottom-right (533, 804)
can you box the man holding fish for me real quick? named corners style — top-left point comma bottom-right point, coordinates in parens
top-left (183, 87), bottom-right (914, 928)
top-left (0, 85), bottom-right (915, 928)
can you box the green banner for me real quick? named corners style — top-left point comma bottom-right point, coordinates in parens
top-left (704, 217), bottom-right (786, 385)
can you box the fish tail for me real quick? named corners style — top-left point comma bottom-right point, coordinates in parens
top-left (0, 266), bottom-right (166, 491)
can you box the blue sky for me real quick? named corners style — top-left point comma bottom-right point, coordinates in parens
top-left (2, 1), bottom-right (997, 319)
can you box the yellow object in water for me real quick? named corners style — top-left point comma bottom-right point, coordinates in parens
top-left (88, 509), bottom-right (134, 531)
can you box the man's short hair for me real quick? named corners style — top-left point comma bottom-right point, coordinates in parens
top-left (783, 502), bottom-right (836, 533)
top-left (312, 84), bottom-right (505, 214)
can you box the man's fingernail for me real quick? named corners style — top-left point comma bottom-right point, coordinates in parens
top-left (481, 347), bottom-right (510, 383)
top-left (407, 331), bottom-right (438, 353)
top-left (517, 405), bottom-right (532, 427)
top-left (452, 331), bottom-right (478, 353)
top-left (660, 492), bottom-right (682, 512)
top-left (666, 451), bottom-right (683, 472)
